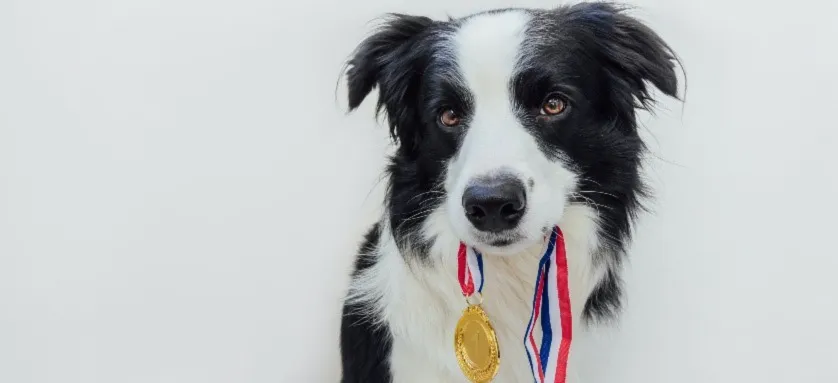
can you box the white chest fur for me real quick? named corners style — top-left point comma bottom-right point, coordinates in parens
top-left (349, 205), bottom-right (603, 382)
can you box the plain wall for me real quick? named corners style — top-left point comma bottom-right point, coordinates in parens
top-left (2, 0), bottom-right (837, 382)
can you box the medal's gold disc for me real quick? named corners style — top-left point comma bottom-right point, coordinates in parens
top-left (454, 304), bottom-right (500, 383)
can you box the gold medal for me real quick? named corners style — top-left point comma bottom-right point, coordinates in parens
top-left (454, 303), bottom-right (500, 383)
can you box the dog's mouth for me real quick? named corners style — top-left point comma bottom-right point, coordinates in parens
top-left (472, 229), bottom-right (521, 244)
top-left (468, 228), bottom-right (546, 255)
top-left (488, 237), bottom-right (516, 247)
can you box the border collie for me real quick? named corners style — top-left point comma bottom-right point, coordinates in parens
top-left (339, 3), bottom-right (680, 382)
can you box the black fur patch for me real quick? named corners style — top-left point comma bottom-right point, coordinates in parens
top-left (583, 267), bottom-right (624, 324)
top-left (339, 224), bottom-right (392, 382)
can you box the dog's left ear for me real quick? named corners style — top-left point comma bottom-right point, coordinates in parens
top-left (566, 3), bottom-right (680, 108)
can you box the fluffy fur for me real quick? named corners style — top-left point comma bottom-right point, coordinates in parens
top-left (340, 3), bottom-right (680, 382)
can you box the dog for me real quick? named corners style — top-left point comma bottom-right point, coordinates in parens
top-left (339, 3), bottom-right (680, 382)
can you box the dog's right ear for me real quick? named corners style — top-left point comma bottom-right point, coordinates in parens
top-left (345, 14), bottom-right (434, 111)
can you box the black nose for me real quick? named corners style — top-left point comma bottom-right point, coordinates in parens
top-left (462, 175), bottom-right (527, 233)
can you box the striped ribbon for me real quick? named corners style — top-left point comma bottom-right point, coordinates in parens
top-left (457, 226), bottom-right (571, 383)
top-left (457, 242), bottom-right (484, 298)
top-left (524, 226), bottom-right (572, 383)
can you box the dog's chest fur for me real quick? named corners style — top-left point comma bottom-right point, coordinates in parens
top-left (350, 205), bottom-right (602, 382)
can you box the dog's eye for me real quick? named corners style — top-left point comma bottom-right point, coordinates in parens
top-left (540, 96), bottom-right (567, 116)
top-left (439, 109), bottom-right (461, 127)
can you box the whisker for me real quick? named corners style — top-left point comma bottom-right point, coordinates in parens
top-left (577, 190), bottom-right (620, 199)
top-left (569, 192), bottom-right (613, 213)
top-left (405, 190), bottom-right (446, 205)
top-left (398, 204), bottom-right (445, 225)
top-left (576, 177), bottom-right (603, 187)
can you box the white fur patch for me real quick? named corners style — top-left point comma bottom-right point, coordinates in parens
top-left (445, 11), bottom-right (578, 255)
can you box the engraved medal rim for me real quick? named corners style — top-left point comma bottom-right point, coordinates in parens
top-left (453, 304), bottom-right (500, 383)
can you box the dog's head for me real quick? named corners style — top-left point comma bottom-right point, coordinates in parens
top-left (345, 3), bottom-right (679, 256)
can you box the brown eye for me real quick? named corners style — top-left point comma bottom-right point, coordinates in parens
top-left (540, 96), bottom-right (566, 116)
top-left (439, 109), bottom-right (461, 127)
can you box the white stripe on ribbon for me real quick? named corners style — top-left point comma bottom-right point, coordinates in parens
top-left (466, 247), bottom-right (483, 294)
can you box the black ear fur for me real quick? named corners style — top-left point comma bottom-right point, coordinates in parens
top-left (565, 2), bottom-right (681, 110)
top-left (344, 14), bottom-right (434, 149)
top-left (345, 14), bottom-right (433, 110)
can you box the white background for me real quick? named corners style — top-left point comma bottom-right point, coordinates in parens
top-left (2, 0), bottom-right (837, 382)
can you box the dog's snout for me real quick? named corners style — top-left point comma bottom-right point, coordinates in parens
top-left (462, 175), bottom-right (526, 233)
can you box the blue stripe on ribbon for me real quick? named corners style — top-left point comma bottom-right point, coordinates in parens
top-left (537, 228), bottom-right (558, 373)
top-left (539, 260), bottom-right (552, 372)
top-left (475, 251), bottom-right (484, 293)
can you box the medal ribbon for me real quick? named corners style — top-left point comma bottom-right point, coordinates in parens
top-left (524, 226), bottom-right (572, 383)
top-left (457, 242), bottom-right (484, 298)
top-left (456, 226), bottom-right (571, 383)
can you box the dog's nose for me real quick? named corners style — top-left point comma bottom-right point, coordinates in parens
top-left (462, 175), bottom-right (526, 232)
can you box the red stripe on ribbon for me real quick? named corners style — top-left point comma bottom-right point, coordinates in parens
top-left (554, 228), bottom-right (572, 383)
top-left (457, 243), bottom-right (474, 297)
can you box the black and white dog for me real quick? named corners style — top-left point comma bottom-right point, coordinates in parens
top-left (340, 3), bottom-right (680, 382)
